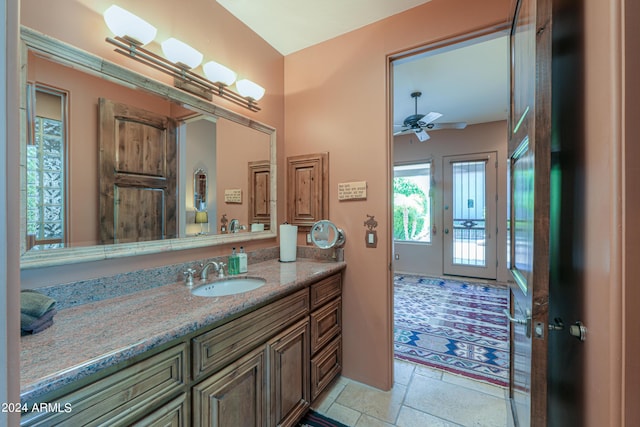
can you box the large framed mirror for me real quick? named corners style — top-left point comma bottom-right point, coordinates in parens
top-left (20, 26), bottom-right (277, 269)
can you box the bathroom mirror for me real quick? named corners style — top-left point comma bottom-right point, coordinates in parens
top-left (20, 26), bottom-right (277, 269)
top-left (310, 220), bottom-right (346, 249)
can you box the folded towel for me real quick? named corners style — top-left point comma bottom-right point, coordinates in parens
top-left (21, 318), bottom-right (54, 336)
top-left (21, 308), bottom-right (57, 332)
top-left (21, 290), bottom-right (56, 318)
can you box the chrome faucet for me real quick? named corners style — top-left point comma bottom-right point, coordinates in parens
top-left (199, 261), bottom-right (225, 280)
top-left (229, 219), bottom-right (246, 233)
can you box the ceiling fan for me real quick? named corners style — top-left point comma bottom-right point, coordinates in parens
top-left (394, 91), bottom-right (467, 142)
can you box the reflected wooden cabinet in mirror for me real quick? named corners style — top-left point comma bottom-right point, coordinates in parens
top-left (19, 27), bottom-right (277, 269)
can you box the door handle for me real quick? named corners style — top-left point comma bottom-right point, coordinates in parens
top-left (545, 318), bottom-right (587, 341)
top-left (504, 309), bottom-right (532, 338)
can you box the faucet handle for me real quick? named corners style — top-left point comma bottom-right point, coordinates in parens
top-left (217, 262), bottom-right (226, 277)
top-left (183, 268), bottom-right (197, 286)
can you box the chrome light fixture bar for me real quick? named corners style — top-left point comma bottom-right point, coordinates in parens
top-left (105, 36), bottom-right (261, 112)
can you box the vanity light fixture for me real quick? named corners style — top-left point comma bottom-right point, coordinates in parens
top-left (203, 60), bottom-right (237, 87)
top-left (236, 79), bottom-right (265, 102)
top-left (103, 5), bottom-right (157, 46)
top-left (161, 38), bottom-right (203, 69)
top-left (104, 6), bottom-right (263, 111)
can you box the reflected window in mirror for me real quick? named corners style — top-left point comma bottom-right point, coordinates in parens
top-left (26, 84), bottom-right (67, 250)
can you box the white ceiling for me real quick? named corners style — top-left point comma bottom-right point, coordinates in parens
top-left (216, 0), bottom-right (433, 56)
top-left (216, 0), bottom-right (508, 129)
top-left (393, 35), bottom-right (509, 129)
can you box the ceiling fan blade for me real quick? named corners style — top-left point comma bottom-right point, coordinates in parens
top-left (393, 128), bottom-right (413, 136)
top-left (426, 122), bottom-right (468, 130)
top-left (415, 129), bottom-right (430, 142)
top-left (417, 112), bottom-right (443, 126)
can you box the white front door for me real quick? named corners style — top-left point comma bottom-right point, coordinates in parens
top-left (442, 152), bottom-right (498, 279)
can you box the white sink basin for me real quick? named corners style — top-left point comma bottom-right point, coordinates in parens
top-left (191, 277), bottom-right (266, 297)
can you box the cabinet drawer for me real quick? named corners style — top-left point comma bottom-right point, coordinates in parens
top-left (310, 297), bottom-right (342, 354)
top-left (192, 288), bottom-right (309, 380)
top-left (310, 335), bottom-right (342, 401)
top-left (21, 343), bottom-right (187, 427)
top-left (309, 273), bottom-right (341, 311)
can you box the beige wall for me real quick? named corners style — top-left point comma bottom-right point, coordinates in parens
top-left (284, 0), bottom-right (511, 390)
top-left (393, 121), bottom-right (509, 282)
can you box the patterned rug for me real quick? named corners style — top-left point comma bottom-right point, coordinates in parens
top-left (394, 274), bottom-right (509, 387)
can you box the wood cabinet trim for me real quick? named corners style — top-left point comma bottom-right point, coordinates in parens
top-left (268, 318), bottom-right (310, 427)
top-left (192, 346), bottom-right (266, 427)
top-left (310, 273), bottom-right (342, 310)
top-left (310, 336), bottom-right (342, 401)
top-left (310, 297), bottom-right (342, 355)
top-left (21, 343), bottom-right (187, 426)
top-left (286, 152), bottom-right (329, 229)
top-left (192, 288), bottom-right (309, 381)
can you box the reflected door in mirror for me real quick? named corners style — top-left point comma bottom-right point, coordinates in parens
top-left (99, 99), bottom-right (177, 244)
top-left (248, 160), bottom-right (270, 230)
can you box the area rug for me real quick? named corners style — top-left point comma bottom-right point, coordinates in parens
top-left (394, 274), bottom-right (509, 387)
top-left (298, 410), bottom-right (349, 427)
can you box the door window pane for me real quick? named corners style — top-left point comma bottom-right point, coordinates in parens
top-left (452, 160), bottom-right (487, 266)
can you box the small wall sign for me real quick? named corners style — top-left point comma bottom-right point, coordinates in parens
top-left (224, 189), bottom-right (242, 203)
top-left (338, 181), bottom-right (367, 201)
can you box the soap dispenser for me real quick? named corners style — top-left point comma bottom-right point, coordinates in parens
top-left (238, 246), bottom-right (248, 274)
top-left (228, 247), bottom-right (239, 275)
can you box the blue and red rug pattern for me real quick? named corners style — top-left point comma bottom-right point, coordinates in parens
top-left (394, 275), bottom-right (509, 387)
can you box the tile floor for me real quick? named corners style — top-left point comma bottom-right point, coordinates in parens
top-left (311, 358), bottom-right (509, 427)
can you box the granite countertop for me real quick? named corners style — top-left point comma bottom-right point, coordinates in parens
top-left (20, 258), bottom-right (346, 404)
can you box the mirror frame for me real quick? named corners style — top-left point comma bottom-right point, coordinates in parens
top-left (20, 26), bottom-right (277, 269)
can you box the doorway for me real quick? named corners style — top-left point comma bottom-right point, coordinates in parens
top-left (391, 34), bottom-right (508, 282)
top-left (390, 30), bottom-right (510, 424)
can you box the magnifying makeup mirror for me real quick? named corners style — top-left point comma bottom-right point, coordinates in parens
top-left (310, 220), bottom-right (346, 249)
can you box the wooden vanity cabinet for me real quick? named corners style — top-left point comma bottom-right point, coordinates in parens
top-left (21, 271), bottom-right (343, 427)
top-left (21, 343), bottom-right (188, 427)
top-left (191, 288), bottom-right (310, 427)
top-left (309, 273), bottom-right (343, 401)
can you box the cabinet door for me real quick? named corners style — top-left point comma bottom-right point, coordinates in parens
top-left (131, 393), bottom-right (187, 427)
top-left (286, 153), bottom-right (328, 228)
top-left (268, 319), bottom-right (310, 427)
top-left (192, 347), bottom-right (266, 427)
